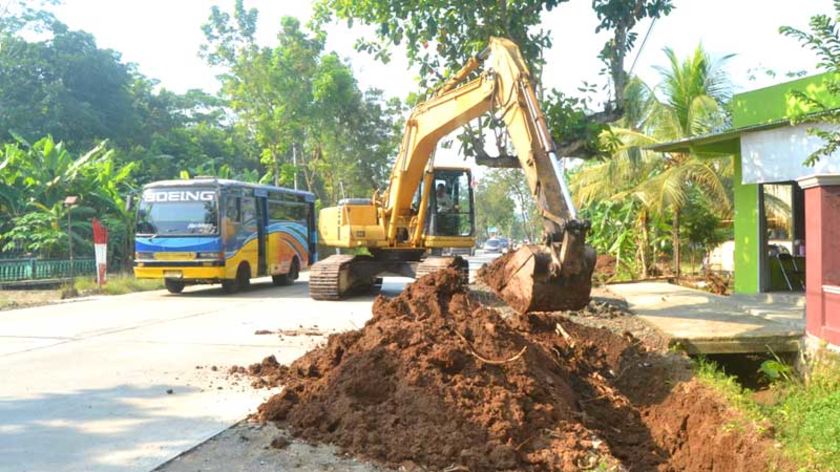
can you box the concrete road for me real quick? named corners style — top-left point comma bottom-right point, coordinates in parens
top-left (0, 275), bottom-right (411, 472)
top-left (0, 252), bottom-right (500, 472)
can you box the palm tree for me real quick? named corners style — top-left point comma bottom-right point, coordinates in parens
top-left (573, 45), bottom-right (734, 279)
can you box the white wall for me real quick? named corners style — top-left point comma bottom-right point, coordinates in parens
top-left (741, 123), bottom-right (840, 184)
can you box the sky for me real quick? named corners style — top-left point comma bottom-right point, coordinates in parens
top-left (42, 0), bottom-right (837, 168)
top-left (46, 0), bottom-right (834, 100)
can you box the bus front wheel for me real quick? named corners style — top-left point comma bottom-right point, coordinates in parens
top-left (165, 279), bottom-right (185, 294)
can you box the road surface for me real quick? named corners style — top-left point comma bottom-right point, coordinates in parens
top-left (0, 253), bottom-right (499, 472)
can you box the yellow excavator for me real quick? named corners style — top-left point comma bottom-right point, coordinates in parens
top-left (310, 37), bottom-right (595, 312)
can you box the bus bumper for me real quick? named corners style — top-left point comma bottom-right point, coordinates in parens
top-left (134, 265), bottom-right (226, 281)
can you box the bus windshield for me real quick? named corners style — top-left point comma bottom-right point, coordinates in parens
top-left (136, 188), bottom-right (219, 236)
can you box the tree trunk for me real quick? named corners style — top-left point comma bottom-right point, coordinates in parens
top-left (639, 210), bottom-right (649, 279)
top-left (672, 207), bottom-right (681, 280)
top-left (611, 24), bottom-right (628, 109)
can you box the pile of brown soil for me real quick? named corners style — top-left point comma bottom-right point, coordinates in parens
top-left (244, 269), bottom-right (780, 471)
top-left (594, 254), bottom-right (617, 281)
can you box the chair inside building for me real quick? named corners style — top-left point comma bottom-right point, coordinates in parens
top-left (762, 182), bottom-right (806, 292)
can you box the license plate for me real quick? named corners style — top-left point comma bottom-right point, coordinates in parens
top-left (155, 252), bottom-right (195, 261)
top-left (163, 270), bottom-right (183, 279)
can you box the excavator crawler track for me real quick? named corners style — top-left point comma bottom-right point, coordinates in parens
top-left (309, 254), bottom-right (357, 301)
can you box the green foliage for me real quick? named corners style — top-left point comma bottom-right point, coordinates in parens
top-left (0, 22), bottom-right (136, 148)
top-left (542, 90), bottom-right (616, 158)
top-left (574, 45), bottom-right (733, 278)
top-left (696, 354), bottom-right (840, 471)
top-left (474, 171), bottom-right (517, 239)
top-left (592, 0), bottom-right (674, 106)
top-left (201, 3), bottom-right (402, 203)
top-left (770, 361), bottom-right (840, 470)
top-left (474, 169), bottom-right (543, 241)
top-left (0, 0), bottom-right (58, 35)
top-left (2, 212), bottom-right (67, 256)
top-left (314, 0), bottom-right (673, 161)
top-left (0, 136), bottom-right (134, 261)
top-left (759, 359), bottom-right (795, 384)
top-left (73, 274), bottom-right (163, 295)
top-left (314, 0), bottom-right (567, 88)
top-left (581, 199), bottom-right (641, 274)
top-left (780, 0), bottom-right (840, 166)
top-left (680, 191), bottom-right (728, 254)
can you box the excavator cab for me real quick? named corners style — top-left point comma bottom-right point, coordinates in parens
top-left (428, 168), bottom-right (474, 238)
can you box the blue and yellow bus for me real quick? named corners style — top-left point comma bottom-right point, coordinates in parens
top-left (133, 178), bottom-right (316, 294)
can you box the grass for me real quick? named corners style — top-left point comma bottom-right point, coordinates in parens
top-left (694, 354), bottom-right (840, 471)
top-left (770, 358), bottom-right (840, 470)
top-left (72, 273), bottom-right (163, 295)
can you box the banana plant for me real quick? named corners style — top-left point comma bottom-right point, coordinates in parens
top-left (0, 136), bottom-right (136, 261)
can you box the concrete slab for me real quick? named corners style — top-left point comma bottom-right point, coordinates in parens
top-left (607, 282), bottom-right (804, 354)
top-left (0, 274), bottom-right (404, 472)
top-left (729, 292), bottom-right (806, 330)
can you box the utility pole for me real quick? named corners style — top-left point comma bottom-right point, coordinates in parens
top-left (292, 144), bottom-right (298, 190)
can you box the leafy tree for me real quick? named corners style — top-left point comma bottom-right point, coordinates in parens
top-left (0, 0), bottom-right (58, 36)
top-left (474, 172), bottom-right (516, 239)
top-left (574, 46), bottom-right (733, 279)
top-left (201, 2), bottom-right (402, 203)
top-left (314, 0), bottom-right (566, 87)
top-left (592, 0), bottom-right (673, 106)
top-left (202, 5), bottom-right (321, 185)
top-left (314, 0), bottom-right (673, 159)
top-left (780, 0), bottom-right (840, 166)
top-left (124, 79), bottom-right (260, 183)
top-left (0, 22), bottom-right (137, 148)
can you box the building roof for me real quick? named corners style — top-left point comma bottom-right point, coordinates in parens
top-left (649, 72), bottom-right (840, 155)
top-left (649, 120), bottom-right (788, 155)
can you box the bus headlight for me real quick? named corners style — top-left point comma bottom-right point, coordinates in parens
top-left (196, 251), bottom-right (224, 260)
top-left (135, 252), bottom-right (154, 260)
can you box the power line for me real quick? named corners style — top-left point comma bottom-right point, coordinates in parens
top-left (628, 17), bottom-right (658, 78)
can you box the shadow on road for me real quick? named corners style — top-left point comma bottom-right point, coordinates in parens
top-left (0, 384), bottom-right (216, 472)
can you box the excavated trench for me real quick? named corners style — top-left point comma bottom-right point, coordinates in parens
top-left (234, 269), bottom-right (783, 471)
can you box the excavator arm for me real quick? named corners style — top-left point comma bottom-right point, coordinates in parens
top-left (380, 37), bottom-right (594, 308)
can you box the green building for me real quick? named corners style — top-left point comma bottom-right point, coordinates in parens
top-left (653, 72), bottom-right (840, 294)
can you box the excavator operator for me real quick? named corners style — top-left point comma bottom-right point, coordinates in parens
top-left (435, 183), bottom-right (459, 235)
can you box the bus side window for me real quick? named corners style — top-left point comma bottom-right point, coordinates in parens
top-left (225, 197), bottom-right (240, 223)
top-left (242, 197), bottom-right (257, 229)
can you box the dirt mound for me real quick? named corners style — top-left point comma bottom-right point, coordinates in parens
top-left (247, 269), bottom-right (779, 471)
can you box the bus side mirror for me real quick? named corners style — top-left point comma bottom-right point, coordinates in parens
top-left (125, 194), bottom-right (135, 212)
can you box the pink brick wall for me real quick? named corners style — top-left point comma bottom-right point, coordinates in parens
top-left (804, 184), bottom-right (840, 346)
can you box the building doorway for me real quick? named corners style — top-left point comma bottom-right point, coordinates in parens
top-left (760, 182), bottom-right (805, 291)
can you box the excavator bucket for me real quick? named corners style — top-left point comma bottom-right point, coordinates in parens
top-left (479, 244), bottom-right (595, 313)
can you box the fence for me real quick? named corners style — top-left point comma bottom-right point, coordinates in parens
top-left (0, 258), bottom-right (96, 282)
